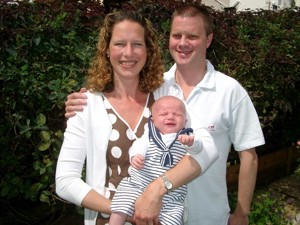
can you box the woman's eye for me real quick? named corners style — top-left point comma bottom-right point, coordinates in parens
top-left (133, 42), bottom-right (144, 47)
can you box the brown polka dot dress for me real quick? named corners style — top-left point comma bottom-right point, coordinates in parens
top-left (96, 93), bottom-right (154, 225)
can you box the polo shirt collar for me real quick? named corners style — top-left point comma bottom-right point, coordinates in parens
top-left (168, 60), bottom-right (216, 90)
top-left (200, 60), bottom-right (216, 90)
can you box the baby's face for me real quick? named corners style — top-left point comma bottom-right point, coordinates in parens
top-left (151, 97), bottom-right (186, 134)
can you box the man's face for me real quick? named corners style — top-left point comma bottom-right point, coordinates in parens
top-left (169, 15), bottom-right (213, 68)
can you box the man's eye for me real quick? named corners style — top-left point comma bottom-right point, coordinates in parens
top-left (188, 35), bottom-right (198, 40)
top-left (172, 34), bottom-right (181, 39)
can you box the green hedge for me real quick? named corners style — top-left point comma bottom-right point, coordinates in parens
top-left (0, 0), bottom-right (299, 208)
top-left (209, 8), bottom-right (300, 147)
top-left (0, 0), bottom-right (105, 203)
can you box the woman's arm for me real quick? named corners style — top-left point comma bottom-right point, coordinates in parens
top-left (56, 95), bottom-right (111, 213)
top-left (55, 113), bottom-right (92, 205)
top-left (81, 189), bottom-right (111, 214)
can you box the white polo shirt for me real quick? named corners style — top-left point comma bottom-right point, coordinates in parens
top-left (154, 60), bottom-right (265, 225)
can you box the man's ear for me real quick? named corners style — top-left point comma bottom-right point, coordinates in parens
top-left (206, 33), bottom-right (213, 48)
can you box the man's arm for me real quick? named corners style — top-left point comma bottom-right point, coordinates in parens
top-left (65, 88), bottom-right (87, 118)
top-left (134, 127), bottom-right (218, 225)
top-left (229, 148), bottom-right (258, 225)
top-left (134, 155), bottom-right (201, 225)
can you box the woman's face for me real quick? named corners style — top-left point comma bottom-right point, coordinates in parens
top-left (108, 20), bottom-right (147, 82)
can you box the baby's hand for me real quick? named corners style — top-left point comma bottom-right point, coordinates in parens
top-left (131, 154), bottom-right (145, 170)
top-left (178, 134), bottom-right (194, 147)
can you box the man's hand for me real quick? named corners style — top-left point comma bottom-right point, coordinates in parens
top-left (65, 88), bottom-right (88, 118)
top-left (228, 211), bottom-right (249, 225)
top-left (134, 179), bottom-right (165, 225)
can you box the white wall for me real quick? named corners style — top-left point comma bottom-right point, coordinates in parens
top-left (9, 0), bottom-right (300, 12)
top-left (236, 0), bottom-right (300, 11)
top-left (202, 0), bottom-right (300, 11)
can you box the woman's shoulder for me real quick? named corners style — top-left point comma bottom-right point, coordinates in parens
top-left (79, 91), bottom-right (107, 115)
top-left (85, 90), bottom-right (102, 97)
top-left (85, 91), bottom-right (104, 103)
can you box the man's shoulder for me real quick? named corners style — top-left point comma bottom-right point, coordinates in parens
top-left (214, 69), bottom-right (242, 88)
top-left (207, 60), bottom-right (236, 82)
top-left (163, 64), bottom-right (176, 80)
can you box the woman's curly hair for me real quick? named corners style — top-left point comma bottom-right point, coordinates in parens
top-left (86, 11), bottom-right (165, 93)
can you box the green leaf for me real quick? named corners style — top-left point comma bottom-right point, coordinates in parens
top-left (38, 141), bottom-right (51, 151)
top-left (40, 131), bottom-right (51, 141)
top-left (36, 113), bottom-right (46, 126)
top-left (6, 48), bottom-right (17, 58)
top-left (1, 186), bottom-right (9, 197)
top-left (34, 37), bottom-right (41, 46)
top-left (40, 193), bottom-right (50, 204)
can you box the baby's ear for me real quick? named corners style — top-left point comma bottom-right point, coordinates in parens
top-left (149, 115), bottom-right (154, 122)
top-left (185, 116), bottom-right (189, 126)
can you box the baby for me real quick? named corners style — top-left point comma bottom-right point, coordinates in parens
top-left (109, 96), bottom-right (203, 225)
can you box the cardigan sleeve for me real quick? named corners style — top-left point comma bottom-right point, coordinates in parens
top-left (55, 92), bottom-right (111, 206)
top-left (55, 109), bottom-right (92, 206)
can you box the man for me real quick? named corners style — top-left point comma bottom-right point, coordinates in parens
top-left (65, 4), bottom-right (265, 225)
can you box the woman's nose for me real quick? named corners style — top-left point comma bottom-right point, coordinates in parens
top-left (123, 44), bottom-right (133, 56)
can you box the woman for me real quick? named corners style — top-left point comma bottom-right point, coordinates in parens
top-left (55, 11), bottom-right (164, 225)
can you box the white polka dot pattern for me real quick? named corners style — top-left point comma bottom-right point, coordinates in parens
top-left (111, 146), bottom-right (122, 159)
top-left (108, 182), bottom-right (116, 191)
top-left (109, 129), bottom-right (120, 141)
top-left (117, 165), bottom-right (121, 175)
top-left (108, 166), bottom-right (112, 177)
top-left (126, 129), bottom-right (135, 140)
top-left (108, 113), bottom-right (117, 124)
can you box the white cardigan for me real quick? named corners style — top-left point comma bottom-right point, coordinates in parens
top-left (56, 91), bottom-right (112, 225)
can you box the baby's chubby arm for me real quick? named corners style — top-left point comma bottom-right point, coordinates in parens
top-left (129, 131), bottom-right (149, 169)
top-left (178, 133), bottom-right (203, 155)
top-left (131, 154), bottom-right (145, 170)
top-left (177, 134), bottom-right (194, 147)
